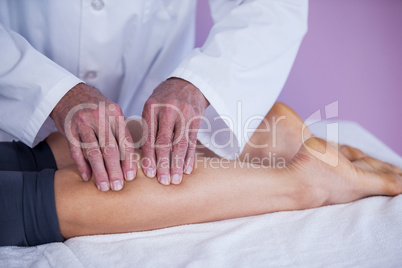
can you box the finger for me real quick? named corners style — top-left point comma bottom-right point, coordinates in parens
top-left (116, 117), bottom-right (137, 181)
top-left (141, 101), bottom-right (157, 178)
top-left (155, 114), bottom-right (175, 185)
top-left (184, 117), bottom-right (201, 175)
top-left (68, 139), bottom-right (91, 181)
top-left (82, 131), bottom-right (110, 191)
top-left (101, 129), bottom-right (124, 191)
top-left (170, 122), bottom-right (188, 185)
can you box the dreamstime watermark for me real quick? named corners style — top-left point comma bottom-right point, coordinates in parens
top-left (62, 100), bottom-right (340, 169)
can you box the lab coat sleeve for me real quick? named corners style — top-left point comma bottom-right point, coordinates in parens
top-left (0, 24), bottom-right (83, 146)
top-left (169, 0), bottom-right (308, 158)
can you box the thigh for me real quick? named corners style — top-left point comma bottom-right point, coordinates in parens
top-left (0, 169), bottom-right (63, 246)
top-left (0, 142), bottom-right (21, 170)
top-left (0, 171), bottom-right (26, 246)
top-left (0, 140), bottom-right (57, 171)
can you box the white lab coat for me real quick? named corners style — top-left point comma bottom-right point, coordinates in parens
top-left (0, 0), bottom-right (308, 159)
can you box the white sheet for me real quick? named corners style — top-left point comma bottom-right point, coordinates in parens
top-left (1, 121), bottom-right (401, 267)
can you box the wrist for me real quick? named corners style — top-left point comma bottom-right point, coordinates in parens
top-left (50, 82), bottom-right (85, 120)
top-left (167, 77), bottom-right (210, 109)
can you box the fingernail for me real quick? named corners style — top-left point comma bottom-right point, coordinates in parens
top-left (171, 174), bottom-right (182, 184)
top-left (81, 173), bottom-right (89, 181)
top-left (126, 171), bottom-right (135, 181)
top-left (184, 165), bottom-right (193, 175)
top-left (144, 168), bottom-right (156, 178)
top-left (98, 182), bottom-right (109, 192)
top-left (159, 175), bottom-right (170, 185)
top-left (112, 180), bottom-right (123, 191)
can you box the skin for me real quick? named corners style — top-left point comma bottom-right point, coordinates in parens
top-left (141, 78), bottom-right (209, 185)
top-left (46, 103), bottom-right (402, 240)
top-left (50, 83), bottom-right (136, 191)
top-left (50, 78), bottom-right (208, 190)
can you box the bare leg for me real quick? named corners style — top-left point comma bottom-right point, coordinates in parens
top-left (196, 102), bottom-right (312, 163)
top-left (54, 136), bottom-right (402, 239)
top-left (46, 132), bottom-right (74, 169)
top-left (47, 106), bottom-right (401, 240)
top-left (239, 102), bottom-right (312, 162)
top-left (45, 102), bottom-right (402, 239)
top-left (55, 156), bottom-right (305, 238)
top-left (47, 102), bottom-right (309, 169)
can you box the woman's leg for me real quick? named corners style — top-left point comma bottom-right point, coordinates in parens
top-left (47, 102), bottom-right (308, 171)
top-left (45, 132), bottom-right (75, 169)
top-left (0, 140), bottom-right (57, 171)
top-left (55, 155), bottom-right (301, 239)
top-left (45, 102), bottom-right (402, 240)
top-left (196, 102), bottom-right (312, 164)
top-left (54, 137), bottom-right (402, 240)
top-left (238, 102), bottom-right (312, 163)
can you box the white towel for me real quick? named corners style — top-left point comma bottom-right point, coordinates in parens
top-left (1, 121), bottom-right (401, 267)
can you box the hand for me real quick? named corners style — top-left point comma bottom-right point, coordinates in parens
top-left (142, 78), bottom-right (209, 185)
top-left (50, 83), bottom-right (136, 191)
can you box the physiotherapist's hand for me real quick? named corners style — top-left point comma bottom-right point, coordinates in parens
top-left (50, 83), bottom-right (137, 191)
top-left (142, 78), bottom-right (209, 185)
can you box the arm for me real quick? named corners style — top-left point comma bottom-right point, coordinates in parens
top-left (142, 0), bottom-right (309, 184)
top-left (171, 0), bottom-right (308, 121)
top-left (171, 0), bottom-right (308, 156)
top-left (0, 23), bottom-right (136, 190)
top-left (0, 23), bottom-right (82, 146)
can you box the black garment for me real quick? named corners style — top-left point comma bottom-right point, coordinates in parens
top-left (0, 141), bottom-right (64, 246)
top-left (0, 141), bottom-right (57, 172)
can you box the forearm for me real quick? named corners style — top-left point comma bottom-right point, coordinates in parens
top-left (55, 155), bottom-right (313, 239)
top-left (169, 0), bottom-right (308, 158)
top-left (0, 24), bottom-right (82, 146)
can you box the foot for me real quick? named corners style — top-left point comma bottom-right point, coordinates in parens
top-left (240, 102), bottom-right (312, 163)
top-left (287, 137), bottom-right (402, 207)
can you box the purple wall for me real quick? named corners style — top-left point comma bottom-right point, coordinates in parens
top-left (196, 0), bottom-right (402, 156)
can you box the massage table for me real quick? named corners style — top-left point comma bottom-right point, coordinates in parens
top-left (1, 120), bottom-right (401, 267)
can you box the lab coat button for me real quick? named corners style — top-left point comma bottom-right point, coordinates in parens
top-left (91, 0), bottom-right (105, 11)
top-left (83, 71), bottom-right (98, 80)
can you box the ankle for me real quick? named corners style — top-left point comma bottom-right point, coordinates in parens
top-left (285, 166), bottom-right (328, 210)
top-left (285, 139), bottom-right (332, 209)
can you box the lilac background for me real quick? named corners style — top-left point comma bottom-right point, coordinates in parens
top-left (196, 0), bottom-right (402, 155)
